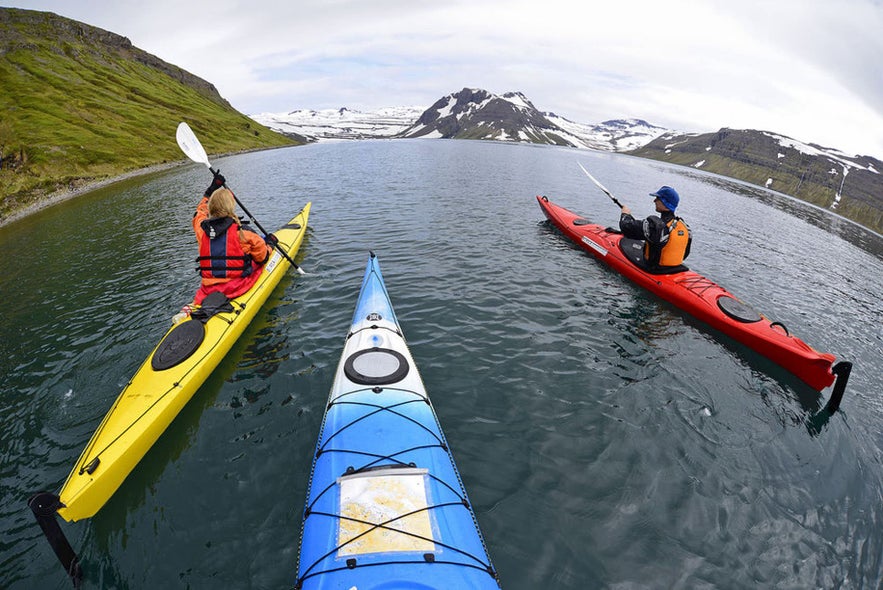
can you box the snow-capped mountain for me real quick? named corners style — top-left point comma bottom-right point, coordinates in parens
top-left (401, 89), bottom-right (570, 144)
top-left (545, 114), bottom-right (668, 152)
top-left (633, 127), bottom-right (883, 228)
top-left (251, 106), bottom-right (425, 140)
top-left (250, 88), bottom-right (666, 151)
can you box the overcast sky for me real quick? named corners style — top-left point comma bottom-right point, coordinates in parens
top-left (5, 0), bottom-right (883, 158)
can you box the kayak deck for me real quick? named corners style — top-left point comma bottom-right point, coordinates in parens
top-left (55, 202), bottom-right (311, 522)
top-left (296, 252), bottom-right (499, 589)
top-left (537, 195), bottom-right (851, 403)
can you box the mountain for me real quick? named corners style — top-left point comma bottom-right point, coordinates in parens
top-left (253, 88), bottom-right (667, 151)
top-left (402, 88), bottom-right (668, 150)
top-left (0, 8), bottom-right (299, 222)
top-left (401, 88), bottom-right (654, 149)
top-left (543, 115), bottom-right (668, 152)
top-left (632, 129), bottom-right (883, 233)
top-left (251, 106), bottom-right (424, 140)
top-left (401, 89), bottom-right (565, 143)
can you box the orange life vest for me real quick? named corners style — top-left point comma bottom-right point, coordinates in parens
top-left (643, 217), bottom-right (690, 267)
top-left (197, 217), bottom-right (253, 280)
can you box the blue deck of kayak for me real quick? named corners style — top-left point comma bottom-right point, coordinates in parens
top-left (295, 253), bottom-right (499, 589)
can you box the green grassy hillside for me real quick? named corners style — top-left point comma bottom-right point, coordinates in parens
top-left (0, 8), bottom-right (299, 221)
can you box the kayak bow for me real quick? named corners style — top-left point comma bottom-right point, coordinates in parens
top-left (295, 252), bottom-right (500, 590)
top-left (31, 202), bottom-right (311, 586)
top-left (537, 195), bottom-right (851, 407)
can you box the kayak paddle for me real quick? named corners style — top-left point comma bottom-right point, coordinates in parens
top-left (175, 122), bottom-right (305, 275)
top-left (577, 162), bottom-right (625, 209)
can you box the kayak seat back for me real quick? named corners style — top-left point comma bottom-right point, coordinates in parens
top-left (151, 320), bottom-right (206, 371)
top-left (191, 291), bottom-right (234, 323)
top-left (619, 238), bottom-right (689, 274)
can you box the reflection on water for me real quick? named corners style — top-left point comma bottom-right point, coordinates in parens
top-left (665, 165), bottom-right (883, 257)
top-left (1, 140), bottom-right (882, 589)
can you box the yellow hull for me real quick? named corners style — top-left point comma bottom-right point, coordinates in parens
top-left (57, 203), bottom-right (311, 521)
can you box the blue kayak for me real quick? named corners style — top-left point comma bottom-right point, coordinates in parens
top-left (295, 252), bottom-right (500, 589)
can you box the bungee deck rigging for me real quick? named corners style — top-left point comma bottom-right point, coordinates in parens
top-left (69, 293), bottom-right (243, 479)
top-left (296, 384), bottom-right (495, 587)
top-left (295, 252), bottom-right (499, 589)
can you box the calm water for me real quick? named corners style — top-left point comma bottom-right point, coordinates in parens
top-left (2, 139), bottom-right (882, 589)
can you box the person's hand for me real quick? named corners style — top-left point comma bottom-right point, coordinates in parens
top-left (203, 171), bottom-right (226, 197)
top-left (264, 233), bottom-right (279, 248)
top-left (621, 205), bottom-right (631, 216)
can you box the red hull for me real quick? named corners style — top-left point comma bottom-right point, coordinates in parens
top-left (537, 195), bottom-right (845, 392)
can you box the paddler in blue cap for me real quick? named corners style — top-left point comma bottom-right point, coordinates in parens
top-left (619, 186), bottom-right (691, 271)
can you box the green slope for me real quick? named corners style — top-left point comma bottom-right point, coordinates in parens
top-left (0, 8), bottom-right (299, 220)
top-left (631, 129), bottom-right (883, 234)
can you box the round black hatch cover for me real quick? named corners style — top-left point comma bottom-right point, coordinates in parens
top-left (717, 296), bottom-right (762, 323)
top-left (343, 347), bottom-right (409, 385)
top-left (573, 218), bottom-right (591, 226)
top-left (151, 320), bottom-right (206, 371)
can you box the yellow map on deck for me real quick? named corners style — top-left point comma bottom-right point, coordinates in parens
top-left (338, 468), bottom-right (434, 555)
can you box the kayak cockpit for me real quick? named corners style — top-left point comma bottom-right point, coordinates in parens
top-left (619, 237), bottom-right (689, 274)
top-left (150, 291), bottom-right (236, 371)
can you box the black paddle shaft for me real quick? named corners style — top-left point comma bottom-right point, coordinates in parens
top-left (604, 191), bottom-right (625, 209)
top-left (209, 167), bottom-right (301, 271)
top-left (29, 492), bottom-right (82, 587)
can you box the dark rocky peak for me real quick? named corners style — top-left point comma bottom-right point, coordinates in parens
top-left (600, 118), bottom-right (657, 129)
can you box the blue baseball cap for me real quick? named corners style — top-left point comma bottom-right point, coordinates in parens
top-left (650, 186), bottom-right (679, 212)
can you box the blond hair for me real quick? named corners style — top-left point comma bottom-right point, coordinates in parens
top-left (207, 188), bottom-right (240, 224)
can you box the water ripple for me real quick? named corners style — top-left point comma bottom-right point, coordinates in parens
top-left (2, 140), bottom-right (882, 589)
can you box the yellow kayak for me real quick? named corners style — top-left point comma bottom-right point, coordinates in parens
top-left (55, 202), bottom-right (310, 522)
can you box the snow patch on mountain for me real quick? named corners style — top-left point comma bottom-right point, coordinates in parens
top-left (251, 106), bottom-right (425, 140)
top-left (544, 114), bottom-right (667, 151)
top-left (762, 131), bottom-right (879, 175)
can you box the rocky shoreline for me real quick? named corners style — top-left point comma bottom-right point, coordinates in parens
top-left (0, 142), bottom-right (298, 230)
top-left (0, 160), bottom-right (188, 229)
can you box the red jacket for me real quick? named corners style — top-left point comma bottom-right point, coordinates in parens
top-left (193, 196), bottom-right (269, 287)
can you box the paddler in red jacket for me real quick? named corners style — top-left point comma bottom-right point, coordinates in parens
top-left (191, 173), bottom-right (270, 305)
top-left (619, 185), bottom-right (691, 270)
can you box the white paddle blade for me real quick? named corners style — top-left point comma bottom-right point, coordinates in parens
top-left (176, 122), bottom-right (211, 168)
top-left (578, 162), bottom-right (608, 194)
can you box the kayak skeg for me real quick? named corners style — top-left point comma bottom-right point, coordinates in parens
top-left (537, 195), bottom-right (851, 407)
top-left (30, 202), bottom-right (311, 586)
top-left (295, 252), bottom-right (500, 590)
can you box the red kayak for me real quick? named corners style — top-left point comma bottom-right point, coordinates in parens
top-left (537, 195), bottom-right (851, 408)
